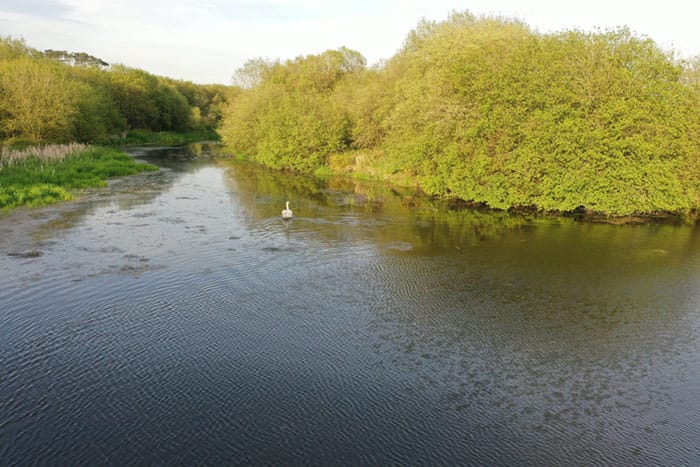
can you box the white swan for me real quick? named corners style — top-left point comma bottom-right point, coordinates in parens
top-left (282, 201), bottom-right (293, 219)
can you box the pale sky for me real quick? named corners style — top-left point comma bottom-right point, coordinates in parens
top-left (1, 0), bottom-right (698, 84)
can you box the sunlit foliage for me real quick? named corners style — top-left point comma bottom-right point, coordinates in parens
top-left (219, 12), bottom-right (700, 215)
top-left (0, 36), bottom-right (232, 144)
top-left (0, 56), bottom-right (79, 141)
top-left (220, 48), bottom-right (365, 171)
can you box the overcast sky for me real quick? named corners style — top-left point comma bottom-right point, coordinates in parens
top-left (1, 0), bottom-right (698, 84)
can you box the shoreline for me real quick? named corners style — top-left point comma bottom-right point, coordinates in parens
top-left (224, 152), bottom-right (699, 225)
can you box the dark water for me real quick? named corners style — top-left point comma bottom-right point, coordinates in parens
top-left (2, 144), bottom-right (699, 466)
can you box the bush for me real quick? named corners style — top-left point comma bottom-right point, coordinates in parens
top-left (218, 13), bottom-right (700, 216)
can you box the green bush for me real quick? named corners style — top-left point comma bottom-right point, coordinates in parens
top-left (219, 12), bottom-right (700, 216)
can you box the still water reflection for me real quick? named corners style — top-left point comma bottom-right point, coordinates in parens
top-left (1, 144), bottom-right (699, 465)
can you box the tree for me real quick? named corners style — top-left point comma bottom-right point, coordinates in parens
top-left (107, 66), bottom-right (161, 130)
top-left (218, 12), bottom-right (700, 215)
top-left (220, 48), bottom-right (365, 170)
top-left (69, 66), bottom-right (126, 142)
top-left (0, 36), bottom-right (35, 61)
top-left (0, 56), bottom-right (78, 142)
top-left (233, 57), bottom-right (276, 89)
top-left (153, 79), bottom-right (192, 132)
top-left (0, 37), bottom-right (230, 144)
top-left (376, 14), bottom-right (700, 213)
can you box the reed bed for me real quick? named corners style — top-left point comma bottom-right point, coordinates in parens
top-left (0, 145), bottom-right (157, 210)
top-left (0, 143), bottom-right (91, 170)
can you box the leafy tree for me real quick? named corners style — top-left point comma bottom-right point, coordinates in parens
top-left (377, 14), bottom-right (700, 214)
top-left (168, 79), bottom-right (231, 129)
top-left (107, 66), bottom-right (161, 130)
top-left (66, 65), bottom-right (126, 141)
top-left (232, 57), bottom-right (276, 89)
top-left (333, 65), bottom-right (393, 150)
top-left (107, 66), bottom-right (194, 132)
top-left (0, 36), bottom-right (229, 144)
top-left (218, 12), bottom-right (700, 215)
top-left (153, 79), bottom-right (192, 132)
top-left (0, 56), bottom-right (79, 142)
top-left (220, 48), bottom-right (365, 170)
top-left (0, 36), bottom-right (36, 61)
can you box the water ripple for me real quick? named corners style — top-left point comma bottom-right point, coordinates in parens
top-left (2, 148), bottom-right (699, 466)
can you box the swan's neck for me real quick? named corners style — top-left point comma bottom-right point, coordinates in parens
top-left (285, 201), bottom-right (290, 209)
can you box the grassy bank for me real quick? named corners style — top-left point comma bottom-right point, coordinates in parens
top-left (109, 129), bottom-right (220, 147)
top-left (0, 144), bottom-right (158, 210)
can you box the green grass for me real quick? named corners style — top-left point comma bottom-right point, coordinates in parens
top-left (110, 129), bottom-right (220, 146)
top-left (0, 184), bottom-right (72, 210)
top-left (0, 145), bottom-right (158, 210)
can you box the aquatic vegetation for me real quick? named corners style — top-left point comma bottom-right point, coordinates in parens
top-left (0, 143), bottom-right (90, 169)
top-left (0, 184), bottom-right (71, 209)
top-left (0, 145), bottom-right (158, 209)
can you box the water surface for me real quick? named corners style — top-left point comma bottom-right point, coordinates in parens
top-left (2, 144), bottom-right (699, 465)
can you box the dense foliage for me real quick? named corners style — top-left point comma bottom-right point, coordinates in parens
top-left (220, 47), bottom-right (364, 171)
top-left (0, 37), bottom-right (232, 145)
top-left (219, 12), bottom-right (700, 215)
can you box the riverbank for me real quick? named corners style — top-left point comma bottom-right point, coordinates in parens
top-left (308, 149), bottom-right (697, 225)
top-left (108, 129), bottom-right (220, 147)
top-left (219, 15), bottom-right (700, 220)
top-left (0, 144), bottom-right (158, 210)
top-left (223, 148), bottom-right (699, 224)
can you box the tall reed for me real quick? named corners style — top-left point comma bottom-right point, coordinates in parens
top-left (0, 143), bottom-right (91, 170)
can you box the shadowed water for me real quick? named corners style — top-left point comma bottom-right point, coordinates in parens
top-left (1, 144), bottom-right (699, 465)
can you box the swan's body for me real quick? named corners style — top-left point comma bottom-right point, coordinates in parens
top-left (282, 201), bottom-right (293, 219)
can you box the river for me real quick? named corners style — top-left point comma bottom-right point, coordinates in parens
top-left (1, 143), bottom-right (699, 465)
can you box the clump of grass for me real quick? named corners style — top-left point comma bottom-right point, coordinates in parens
top-left (0, 145), bottom-right (158, 210)
top-left (0, 184), bottom-right (72, 209)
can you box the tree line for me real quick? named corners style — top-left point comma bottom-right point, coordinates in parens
top-left (219, 11), bottom-right (700, 216)
top-left (0, 36), bottom-right (233, 144)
